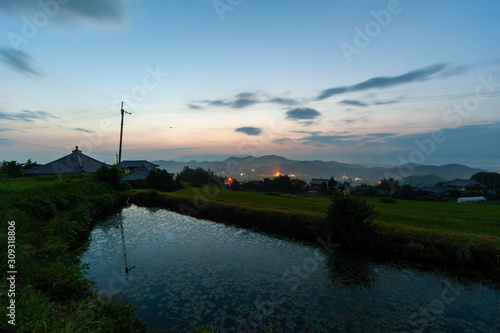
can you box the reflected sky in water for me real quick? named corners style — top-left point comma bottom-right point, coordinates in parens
top-left (81, 205), bottom-right (499, 332)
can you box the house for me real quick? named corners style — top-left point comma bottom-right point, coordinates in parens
top-left (446, 179), bottom-right (487, 194)
top-left (417, 186), bottom-right (447, 198)
top-left (309, 178), bottom-right (328, 191)
top-left (119, 160), bottom-right (159, 181)
top-left (23, 146), bottom-right (107, 175)
top-left (118, 160), bottom-right (159, 175)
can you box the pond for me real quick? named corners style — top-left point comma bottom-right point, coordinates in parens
top-left (80, 205), bottom-right (499, 332)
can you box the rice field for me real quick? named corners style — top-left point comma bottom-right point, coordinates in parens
top-left (169, 188), bottom-right (500, 238)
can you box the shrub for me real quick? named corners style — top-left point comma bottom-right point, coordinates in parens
top-left (325, 192), bottom-right (377, 248)
top-left (146, 169), bottom-right (179, 192)
top-left (96, 165), bottom-right (125, 188)
top-left (18, 195), bottom-right (58, 220)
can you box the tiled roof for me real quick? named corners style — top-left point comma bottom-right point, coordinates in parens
top-left (23, 147), bottom-right (106, 175)
top-left (447, 179), bottom-right (487, 188)
top-left (122, 165), bottom-right (153, 181)
top-left (310, 178), bottom-right (328, 185)
top-left (118, 160), bottom-right (159, 168)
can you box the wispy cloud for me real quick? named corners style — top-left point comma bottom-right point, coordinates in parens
top-left (285, 108), bottom-right (321, 120)
top-left (0, 48), bottom-right (42, 76)
top-left (235, 127), bottom-right (262, 136)
top-left (274, 138), bottom-right (292, 145)
top-left (0, 0), bottom-right (127, 25)
top-left (201, 97), bottom-right (258, 109)
top-left (0, 110), bottom-right (58, 122)
top-left (194, 92), bottom-right (302, 110)
top-left (267, 97), bottom-right (300, 106)
top-left (316, 63), bottom-right (460, 100)
top-left (187, 104), bottom-right (203, 110)
top-left (73, 127), bottom-right (96, 133)
top-left (339, 99), bottom-right (368, 107)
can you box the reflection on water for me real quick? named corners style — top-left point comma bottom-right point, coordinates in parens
top-left (81, 205), bottom-right (499, 332)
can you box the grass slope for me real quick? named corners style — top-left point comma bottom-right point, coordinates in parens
top-left (0, 175), bottom-right (146, 333)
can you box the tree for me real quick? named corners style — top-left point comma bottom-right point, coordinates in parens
top-left (320, 181), bottom-right (328, 194)
top-left (471, 172), bottom-right (500, 190)
top-left (325, 192), bottom-right (377, 249)
top-left (96, 165), bottom-right (125, 189)
top-left (22, 159), bottom-right (40, 170)
top-left (376, 178), bottom-right (400, 194)
top-left (328, 177), bottom-right (337, 192)
top-left (1, 161), bottom-right (23, 178)
top-left (273, 175), bottom-right (292, 193)
top-left (399, 184), bottom-right (416, 200)
top-left (230, 177), bottom-right (241, 191)
top-left (146, 169), bottom-right (177, 192)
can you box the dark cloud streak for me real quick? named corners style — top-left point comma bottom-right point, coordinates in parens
top-left (316, 63), bottom-right (457, 100)
top-left (235, 127), bottom-right (262, 136)
top-left (0, 110), bottom-right (58, 122)
top-left (285, 108), bottom-right (321, 120)
top-left (0, 48), bottom-right (42, 76)
top-left (0, 0), bottom-right (127, 25)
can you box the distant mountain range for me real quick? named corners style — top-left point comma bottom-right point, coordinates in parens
top-left (153, 155), bottom-right (485, 185)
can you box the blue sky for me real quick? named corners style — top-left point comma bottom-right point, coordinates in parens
top-left (0, 0), bottom-right (499, 170)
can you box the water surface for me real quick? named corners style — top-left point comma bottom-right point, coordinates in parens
top-left (81, 205), bottom-right (499, 332)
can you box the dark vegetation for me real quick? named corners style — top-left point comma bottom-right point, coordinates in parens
top-left (0, 159), bottom-right (39, 179)
top-left (1, 162), bottom-right (498, 331)
top-left (325, 193), bottom-right (377, 248)
top-left (0, 174), bottom-right (147, 332)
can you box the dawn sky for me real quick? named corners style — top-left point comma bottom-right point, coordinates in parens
top-left (1, 0), bottom-right (499, 169)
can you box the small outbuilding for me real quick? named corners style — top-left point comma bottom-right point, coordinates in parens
top-left (457, 197), bottom-right (486, 203)
top-left (119, 160), bottom-right (159, 181)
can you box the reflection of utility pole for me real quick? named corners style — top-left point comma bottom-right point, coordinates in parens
top-left (118, 101), bottom-right (131, 165)
top-left (119, 215), bottom-right (135, 280)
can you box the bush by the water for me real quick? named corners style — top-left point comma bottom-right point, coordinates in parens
top-left (325, 193), bottom-right (377, 248)
top-left (146, 169), bottom-right (183, 192)
top-left (96, 165), bottom-right (129, 190)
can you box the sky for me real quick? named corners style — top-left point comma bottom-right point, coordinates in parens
top-left (0, 0), bottom-right (499, 170)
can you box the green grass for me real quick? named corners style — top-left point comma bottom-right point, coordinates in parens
top-left (0, 175), bottom-right (146, 333)
top-left (168, 188), bottom-right (500, 238)
top-left (171, 188), bottom-right (328, 214)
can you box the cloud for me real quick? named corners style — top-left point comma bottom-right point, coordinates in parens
top-left (73, 128), bottom-right (96, 133)
top-left (367, 133), bottom-right (397, 138)
top-left (201, 97), bottom-right (258, 109)
top-left (268, 97), bottom-right (300, 106)
top-left (316, 63), bottom-right (456, 100)
top-left (339, 99), bottom-right (368, 107)
top-left (235, 92), bottom-right (256, 99)
top-left (274, 138), bottom-right (292, 145)
top-left (285, 108), bottom-right (321, 120)
top-left (342, 116), bottom-right (368, 124)
top-left (300, 134), bottom-right (364, 147)
top-left (187, 104), bottom-right (203, 110)
top-left (373, 100), bottom-right (399, 105)
top-left (235, 127), bottom-right (262, 136)
top-left (0, 110), bottom-right (58, 122)
top-left (299, 132), bottom-right (396, 147)
top-left (232, 98), bottom-right (258, 108)
top-left (0, 48), bottom-right (42, 76)
top-left (0, 0), bottom-right (127, 25)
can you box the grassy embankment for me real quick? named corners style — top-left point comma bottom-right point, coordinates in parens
top-left (130, 188), bottom-right (500, 275)
top-left (0, 175), bottom-right (146, 333)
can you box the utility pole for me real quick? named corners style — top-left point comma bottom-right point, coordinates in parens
top-left (118, 101), bottom-right (131, 165)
